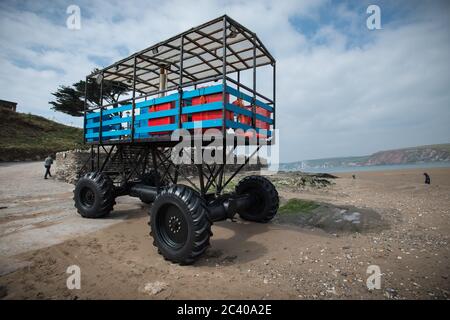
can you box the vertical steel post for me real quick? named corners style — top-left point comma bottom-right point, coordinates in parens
top-left (90, 145), bottom-right (94, 171)
top-left (252, 35), bottom-right (256, 129)
top-left (197, 165), bottom-right (205, 196)
top-left (99, 72), bottom-right (104, 144)
top-left (178, 35), bottom-right (184, 129)
top-left (222, 16), bottom-right (227, 140)
top-left (131, 56), bottom-right (137, 142)
top-left (237, 71), bottom-right (240, 91)
top-left (83, 76), bottom-right (88, 144)
top-left (273, 61), bottom-right (276, 132)
top-left (218, 16), bottom-right (227, 192)
top-left (97, 145), bottom-right (100, 169)
top-left (151, 148), bottom-right (159, 191)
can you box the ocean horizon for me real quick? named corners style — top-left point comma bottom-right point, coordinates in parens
top-left (284, 161), bottom-right (450, 174)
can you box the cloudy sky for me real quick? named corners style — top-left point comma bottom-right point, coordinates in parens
top-left (0, 0), bottom-right (449, 162)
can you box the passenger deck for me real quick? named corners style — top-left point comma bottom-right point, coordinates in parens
top-left (83, 15), bottom-right (276, 146)
top-left (86, 83), bottom-right (273, 143)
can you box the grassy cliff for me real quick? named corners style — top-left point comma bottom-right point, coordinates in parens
top-left (0, 109), bottom-right (84, 161)
top-left (281, 143), bottom-right (450, 171)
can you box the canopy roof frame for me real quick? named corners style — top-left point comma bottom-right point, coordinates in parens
top-left (88, 15), bottom-right (275, 94)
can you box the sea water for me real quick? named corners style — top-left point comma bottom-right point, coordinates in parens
top-left (299, 162), bottom-right (450, 174)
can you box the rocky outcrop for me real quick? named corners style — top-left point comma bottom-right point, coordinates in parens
top-left (55, 149), bottom-right (92, 184)
top-left (269, 172), bottom-right (335, 190)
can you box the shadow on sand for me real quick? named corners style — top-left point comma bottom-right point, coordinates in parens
top-left (194, 220), bottom-right (273, 267)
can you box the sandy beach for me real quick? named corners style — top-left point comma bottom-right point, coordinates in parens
top-left (0, 163), bottom-right (449, 299)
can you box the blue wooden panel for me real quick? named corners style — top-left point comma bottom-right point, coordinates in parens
top-left (86, 122), bottom-right (99, 129)
top-left (135, 108), bottom-right (178, 121)
top-left (225, 103), bottom-right (252, 117)
top-left (153, 93), bottom-right (179, 104)
top-left (102, 129), bottom-right (131, 137)
top-left (85, 132), bottom-right (99, 138)
top-left (86, 116), bottom-right (97, 142)
top-left (86, 115), bottom-right (113, 128)
top-left (103, 104), bottom-right (132, 116)
top-left (84, 84), bottom-right (274, 141)
top-left (225, 120), bottom-right (252, 131)
top-left (86, 105), bottom-right (132, 118)
top-left (225, 86), bottom-right (273, 112)
top-left (182, 101), bottom-right (222, 114)
top-left (135, 93), bottom-right (179, 109)
top-left (135, 100), bottom-right (152, 109)
top-left (85, 116), bottom-right (129, 128)
top-left (225, 86), bottom-right (253, 104)
top-left (255, 113), bottom-right (273, 124)
top-left (174, 100), bottom-right (180, 127)
top-left (86, 112), bottom-right (100, 119)
top-left (182, 84), bottom-right (223, 99)
top-left (138, 106), bottom-right (149, 138)
top-left (134, 123), bottom-right (178, 134)
top-left (103, 116), bottom-right (131, 126)
top-left (85, 129), bottom-right (131, 139)
top-left (254, 99), bottom-right (273, 113)
top-left (182, 119), bottom-right (223, 130)
top-left (225, 120), bottom-right (272, 136)
top-left (225, 103), bottom-right (273, 123)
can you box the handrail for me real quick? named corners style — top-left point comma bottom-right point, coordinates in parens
top-left (225, 76), bottom-right (273, 104)
top-left (84, 77), bottom-right (274, 143)
top-left (85, 75), bottom-right (224, 112)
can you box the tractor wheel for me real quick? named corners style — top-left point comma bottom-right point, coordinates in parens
top-left (149, 185), bottom-right (211, 264)
top-left (139, 170), bottom-right (168, 204)
top-left (235, 175), bottom-right (279, 223)
top-left (74, 172), bottom-right (115, 218)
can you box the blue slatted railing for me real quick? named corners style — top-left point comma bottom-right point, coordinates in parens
top-left (84, 84), bottom-right (273, 142)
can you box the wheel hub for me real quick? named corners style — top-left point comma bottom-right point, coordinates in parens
top-left (80, 187), bottom-right (95, 207)
top-left (168, 216), bottom-right (182, 233)
top-left (156, 204), bottom-right (188, 249)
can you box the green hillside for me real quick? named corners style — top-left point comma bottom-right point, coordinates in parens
top-left (0, 109), bottom-right (84, 161)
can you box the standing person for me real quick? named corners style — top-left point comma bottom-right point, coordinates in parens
top-left (423, 172), bottom-right (431, 185)
top-left (44, 155), bottom-right (54, 179)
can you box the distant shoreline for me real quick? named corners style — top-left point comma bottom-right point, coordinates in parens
top-left (291, 162), bottom-right (450, 174)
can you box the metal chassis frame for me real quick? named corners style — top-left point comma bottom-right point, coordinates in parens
top-left (80, 143), bottom-right (262, 197)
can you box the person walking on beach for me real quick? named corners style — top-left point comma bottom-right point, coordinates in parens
top-left (423, 172), bottom-right (431, 185)
top-left (44, 155), bottom-right (54, 179)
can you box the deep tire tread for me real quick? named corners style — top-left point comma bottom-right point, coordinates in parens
top-left (73, 171), bottom-right (115, 218)
top-left (149, 185), bottom-right (211, 265)
top-left (235, 175), bottom-right (279, 223)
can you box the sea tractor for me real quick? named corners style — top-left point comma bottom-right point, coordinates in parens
top-left (74, 15), bottom-right (279, 264)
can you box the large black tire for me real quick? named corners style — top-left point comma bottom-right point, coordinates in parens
top-left (235, 175), bottom-right (279, 223)
top-left (139, 170), bottom-right (168, 204)
top-left (149, 185), bottom-right (211, 264)
top-left (74, 172), bottom-right (115, 218)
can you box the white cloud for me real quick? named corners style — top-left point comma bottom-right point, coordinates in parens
top-left (0, 0), bottom-right (449, 161)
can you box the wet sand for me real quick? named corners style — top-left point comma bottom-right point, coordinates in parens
top-left (337, 167), bottom-right (450, 186)
top-left (0, 163), bottom-right (449, 299)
